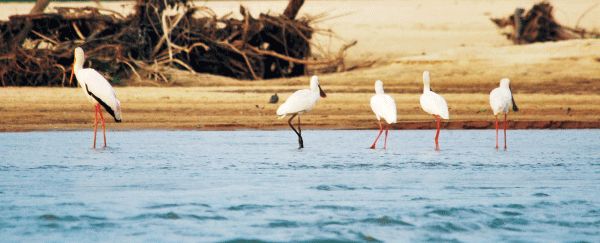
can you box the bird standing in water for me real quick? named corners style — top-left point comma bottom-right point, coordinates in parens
top-left (490, 78), bottom-right (519, 150)
top-left (419, 71), bottom-right (449, 151)
top-left (276, 75), bottom-right (326, 149)
top-left (369, 80), bottom-right (397, 149)
top-left (69, 47), bottom-right (122, 148)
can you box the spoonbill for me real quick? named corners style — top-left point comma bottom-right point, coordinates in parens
top-left (276, 75), bottom-right (326, 149)
top-left (369, 80), bottom-right (397, 149)
top-left (419, 71), bottom-right (449, 150)
top-left (490, 78), bottom-right (519, 150)
top-left (69, 47), bottom-right (122, 148)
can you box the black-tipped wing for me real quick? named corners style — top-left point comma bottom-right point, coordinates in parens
top-left (85, 84), bottom-right (121, 122)
top-left (509, 86), bottom-right (519, 112)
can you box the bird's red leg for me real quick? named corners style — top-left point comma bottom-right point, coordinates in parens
top-left (384, 123), bottom-right (389, 150)
top-left (495, 115), bottom-right (499, 149)
top-left (370, 121), bottom-right (383, 149)
top-left (504, 113), bottom-right (507, 150)
top-left (98, 105), bottom-right (107, 147)
top-left (93, 104), bottom-right (99, 148)
top-left (434, 115), bottom-right (441, 151)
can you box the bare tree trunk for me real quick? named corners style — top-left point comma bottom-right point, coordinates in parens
top-left (10, 0), bottom-right (50, 48)
top-left (30, 0), bottom-right (50, 14)
top-left (283, 0), bottom-right (304, 20)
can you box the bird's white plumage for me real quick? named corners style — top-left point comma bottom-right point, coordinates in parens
top-left (419, 71), bottom-right (449, 119)
top-left (370, 80), bottom-right (397, 124)
top-left (73, 47), bottom-right (122, 121)
top-left (490, 78), bottom-right (513, 115)
top-left (276, 76), bottom-right (323, 118)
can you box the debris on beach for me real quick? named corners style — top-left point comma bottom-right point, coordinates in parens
top-left (269, 93), bottom-right (279, 104)
top-left (490, 1), bottom-right (600, 44)
top-left (0, 0), bottom-right (356, 86)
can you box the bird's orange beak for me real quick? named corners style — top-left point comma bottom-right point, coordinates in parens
top-left (318, 84), bottom-right (326, 98)
top-left (69, 63), bottom-right (74, 86)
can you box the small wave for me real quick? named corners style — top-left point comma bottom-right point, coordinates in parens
top-left (493, 204), bottom-right (526, 210)
top-left (360, 216), bottom-right (413, 226)
top-left (500, 211), bottom-right (522, 216)
top-left (425, 222), bottom-right (470, 233)
top-left (322, 163), bottom-right (375, 169)
top-left (445, 186), bottom-right (521, 190)
top-left (219, 239), bottom-right (268, 243)
top-left (219, 239), bottom-right (357, 243)
top-left (144, 202), bottom-right (211, 209)
top-left (37, 214), bottom-right (106, 223)
top-left (227, 204), bottom-right (274, 211)
top-left (532, 201), bottom-right (556, 208)
top-left (584, 209), bottom-right (600, 217)
top-left (532, 192), bottom-right (550, 197)
top-left (354, 231), bottom-right (382, 242)
top-left (89, 222), bottom-right (117, 228)
top-left (188, 215), bottom-right (227, 221)
top-left (57, 202), bottom-right (85, 207)
top-left (38, 214), bottom-right (79, 222)
top-left (561, 200), bottom-right (591, 206)
top-left (425, 207), bottom-right (483, 217)
top-left (488, 218), bottom-right (529, 230)
top-left (420, 235), bottom-right (462, 243)
top-left (0, 165), bottom-right (18, 171)
top-left (29, 165), bottom-right (69, 170)
top-left (287, 164), bottom-right (317, 169)
top-left (145, 203), bottom-right (181, 209)
top-left (542, 220), bottom-right (600, 228)
top-left (190, 203), bottom-right (211, 208)
top-left (312, 184), bottom-right (369, 191)
top-left (266, 219), bottom-right (301, 228)
top-left (318, 220), bottom-right (353, 226)
top-left (128, 212), bottom-right (181, 220)
top-left (126, 212), bottom-right (225, 221)
top-left (314, 205), bottom-right (357, 211)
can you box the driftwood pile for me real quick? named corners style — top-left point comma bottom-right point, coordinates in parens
top-left (0, 0), bottom-right (354, 86)
top-left (491, 2), bottom-right (600, 44)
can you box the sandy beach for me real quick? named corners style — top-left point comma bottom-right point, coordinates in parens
top-left (1, 0), bottom-right (599, 131)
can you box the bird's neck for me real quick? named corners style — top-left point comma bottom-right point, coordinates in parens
top-left (423, 84), bottom-right (430, 93)
top-left (73, 58), bottom-right (84, 73)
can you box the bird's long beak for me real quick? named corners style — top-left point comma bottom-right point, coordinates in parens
top-left (69, 63), bottom-right (75, 86)
top-left (318, 84), bottom-right (327, 98)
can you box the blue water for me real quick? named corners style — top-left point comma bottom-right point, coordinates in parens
top-left (0, 130), bottom-right (599, 242)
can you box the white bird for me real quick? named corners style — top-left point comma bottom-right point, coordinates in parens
top-left (419, 71), bottom-right (449, 150)
top-left (369, 80), bottom-right (397, 149)
top-left (276, 75), bottom-right (327, 148)
top-left (69, 47), bottom-right (122, 148)
top-left (490, 78), bottom-right (519, 150)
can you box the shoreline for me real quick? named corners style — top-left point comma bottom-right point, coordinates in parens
top-left (3, 120), bottom-right (599, 132)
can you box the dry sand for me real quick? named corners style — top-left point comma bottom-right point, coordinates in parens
top-left (1, 0), bottom-right (599, 131)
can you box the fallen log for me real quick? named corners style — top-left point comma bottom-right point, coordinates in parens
top-left (491, 1), bottom-right (600, 44)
